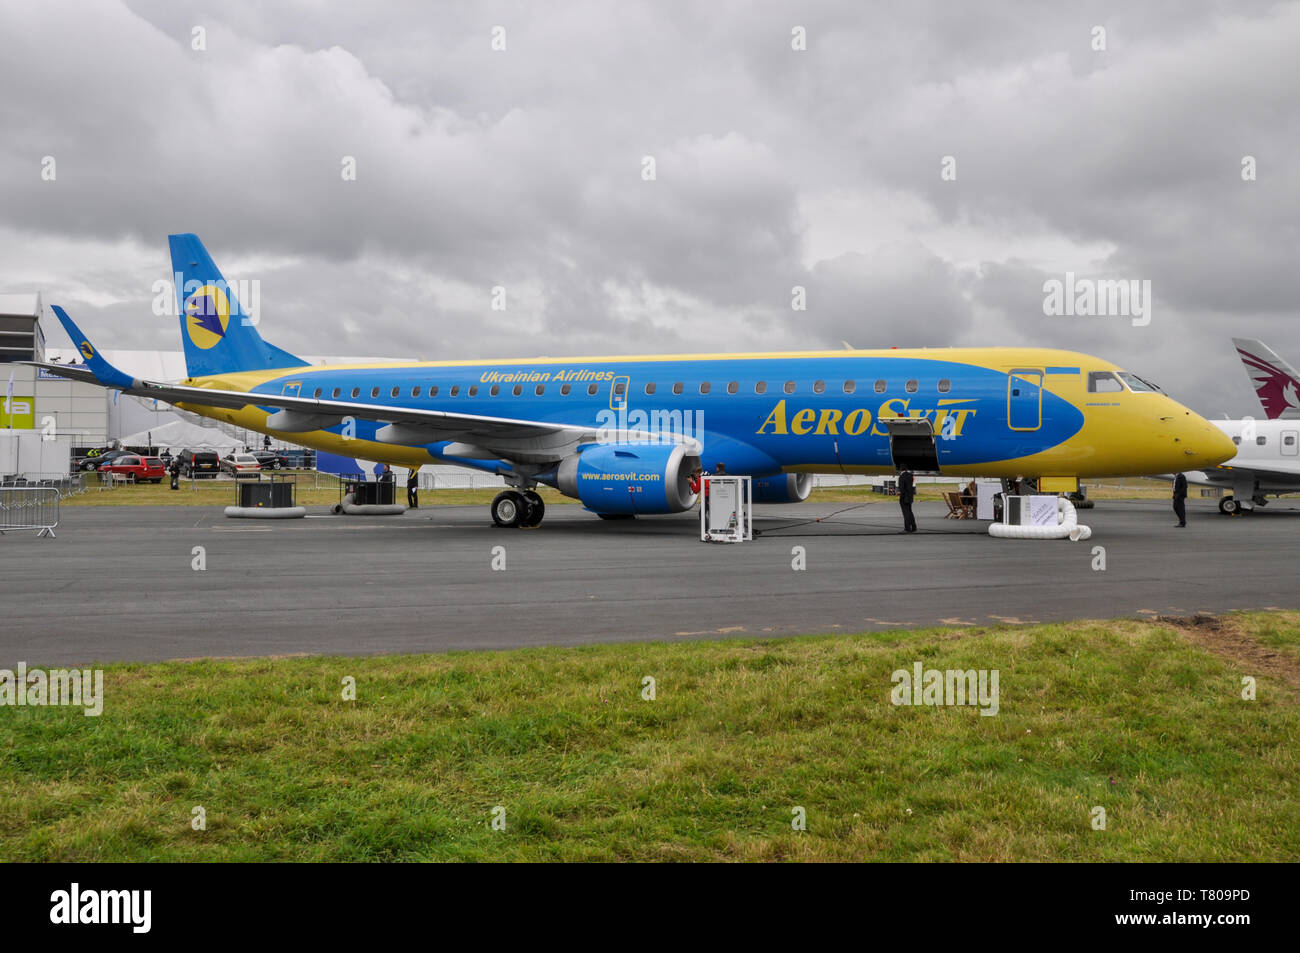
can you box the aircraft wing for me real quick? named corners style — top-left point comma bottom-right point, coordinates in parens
top-left (27, 358), bottom-right (697, 464)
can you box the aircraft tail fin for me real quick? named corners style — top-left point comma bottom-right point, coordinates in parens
top-left (1233, 337), bottom-right (1300, 419)
top-left (168, 233), bottom-right (306, 379)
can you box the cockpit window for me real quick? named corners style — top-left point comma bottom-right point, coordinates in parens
top-left (1087, 371), bottom-right (1123, 393)
top-left (1117, 371), bottom-right (1160, 393)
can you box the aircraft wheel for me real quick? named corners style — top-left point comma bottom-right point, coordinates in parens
top-left (1219, 496), bottom-right (1238, 515)
top-left (522, 490), bottom-right (545, 527)
top-left (491, 490), bottom-right (526, 528)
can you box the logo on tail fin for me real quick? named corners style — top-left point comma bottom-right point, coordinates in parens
top-left (1237, 346), bottom-right (1300, 419)
top-left (79, 341), bottom-right (95, 360)
top-left (185, 284), bottom-right (231, 350)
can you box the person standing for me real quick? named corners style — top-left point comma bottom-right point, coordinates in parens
top-left (407, 468), bottom-right (419, 508)
top-left (1173, 472), bottom-right (1188, 527)
top-left (898, 466), bottom-right (917, 533)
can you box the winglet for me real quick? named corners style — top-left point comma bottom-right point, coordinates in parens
top-left (50, 305), bottom-right (137, 390)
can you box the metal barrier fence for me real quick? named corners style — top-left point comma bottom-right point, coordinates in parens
top-left (1, 472), bottom-right (88, 499)
top-left (0, 486), bottom-right (60, 538)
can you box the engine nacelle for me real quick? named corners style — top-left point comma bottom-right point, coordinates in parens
top-left (751, 472), bottom-right (813, 504)
top-left (556, 443), bottom-right (700, 515)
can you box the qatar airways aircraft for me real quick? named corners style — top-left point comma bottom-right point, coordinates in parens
top-left (30, 234), bottom-right (1235, 528)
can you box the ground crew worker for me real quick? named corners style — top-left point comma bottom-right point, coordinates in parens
top-left (1173, 472), bottom-right (1188, 527)
top-left (898, 466), bottom-right (917, 533)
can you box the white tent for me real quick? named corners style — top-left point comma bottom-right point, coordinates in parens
top-left (117, 418), bottom-right (244, 454)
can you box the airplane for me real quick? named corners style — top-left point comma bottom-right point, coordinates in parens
top-left (28, 233), bottom-right (1236, 529)
top-left (1150, 340), bottom-right (1300, 514)
top-left (1176, 418), bottom-right (1300, 514)
top-left (1233, 337), bottom-right (1300, 419)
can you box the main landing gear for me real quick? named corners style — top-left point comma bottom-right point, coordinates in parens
top-left (491, 489), bottom-right (545, 528)
top-left (1218, 494), bottom-right (1268, 515)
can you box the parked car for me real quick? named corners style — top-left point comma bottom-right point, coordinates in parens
top-left (78, 449), bottom-right (131, 471)
top-left (251, 450), bottom-right (289, 470)
top-left (176, 449), bottom-right (220, 478)
top-left (220, 453), bottom-right (262, 478)
top-left (98, 455), bottom-right (166, 483)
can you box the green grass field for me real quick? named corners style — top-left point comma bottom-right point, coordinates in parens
top-left (2, 612), bottom-right (1295, 861)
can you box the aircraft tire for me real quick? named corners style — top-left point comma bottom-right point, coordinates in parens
top-left (522, 491), bottom-right (545, 527)
top-left (1219, 496), bottom-right (1238, 515)
top-left (492, 490), bottom-right (525, 528)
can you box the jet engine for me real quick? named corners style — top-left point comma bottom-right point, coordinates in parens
top-left (556, 443), bottom-right (701, 515)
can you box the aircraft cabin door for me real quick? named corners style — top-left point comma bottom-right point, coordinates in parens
top-left (1282, 430), bottom-right (1298, 456)
top-left (610, 375), bottom-right (629, 412)
top-left (1007, 370), bottom-right (1043, 431)
top-left (880, 417), bottom-right (941, 473)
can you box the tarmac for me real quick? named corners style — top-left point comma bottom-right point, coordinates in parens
top-left (3, 497), bottom-right (1298, 664)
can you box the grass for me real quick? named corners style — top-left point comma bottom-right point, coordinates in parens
top-left (1, 612), bottom-right (1296, 861)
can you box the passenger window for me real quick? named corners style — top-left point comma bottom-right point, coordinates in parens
top-left (672, 382), bottom-right (684, 395)
top-left (371, 387), bottom-right (380, 398)
top-left (843, 380), bottom-right (856, 394)
top-left (489, 384), bottom-right (499, 396)
top-left (937, 379), bottom-right (951, 393)
top-left (813, 380), bottom-right (825, 394)
top-left (905, 380), bottom-right (918, 394)
top-left (312, 388), bottom-right (321, 398)
top-left (332, 388), bottom-right (340, 398)
top-left (587, 383), bottom-right (599, 395)
top-left (1232, 436), bottom-right (1241, 445)
top-left (1257, 436), bottom-right (1267, 446)
top-left (755, 381), bottom-right (767, 395)
top-left (561, 383), bottom-right (571, 396)
top-left (391, 386), bottom-right (400, 398)
top-left (1088, 371), bottom-right (1124, 393)
top-left (614, 381), bottom-right (626, 396)
top-left (412, 386), bottom-right (421, 397)
top-left (470, 385), bottom-right (479, 396)
top-left (644, 382), bottom-right (656, 395)
top-left (350, 387), bottom-right (360, 398)
top-left (699, 382), bottom-right (711, 394)
top-left (783, 381), bottom-right (796, 394)
top-left (727, 382), bottom-right (738, 394)
top-left (874, 380), bottom-right (886, 394)
top-left (429, 386), bottom-right (438, 397)
top-left (513, 384), bottom-right (523, 396)
top-left (450, 385), bottom-right (459, 397)
top-left (535, 384), bottom-right (545, 395)
top-left (1287, 435), bottom-right (1297, 447)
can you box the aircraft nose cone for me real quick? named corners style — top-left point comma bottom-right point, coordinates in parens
top-left (1175, 415), bottom-right (1237, 469)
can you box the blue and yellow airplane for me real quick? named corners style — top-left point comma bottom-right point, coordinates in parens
top-left (33, 234), bottom-right (1236, 527)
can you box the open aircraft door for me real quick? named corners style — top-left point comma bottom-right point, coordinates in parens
top-left (880, 417), bottom-right (941, 473)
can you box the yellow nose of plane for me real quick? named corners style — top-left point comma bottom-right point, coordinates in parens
top-left (1168, 408), bottom-right (1238, 470)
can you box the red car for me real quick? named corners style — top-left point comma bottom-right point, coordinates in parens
top-left (99, 455), bottom-right (166, 484)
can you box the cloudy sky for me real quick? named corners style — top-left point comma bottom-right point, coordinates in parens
top-left (1, 0), bottom-right (1296, 416)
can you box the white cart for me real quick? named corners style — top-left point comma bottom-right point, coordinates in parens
top-left (700, 475), bottom-right (753, 543)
